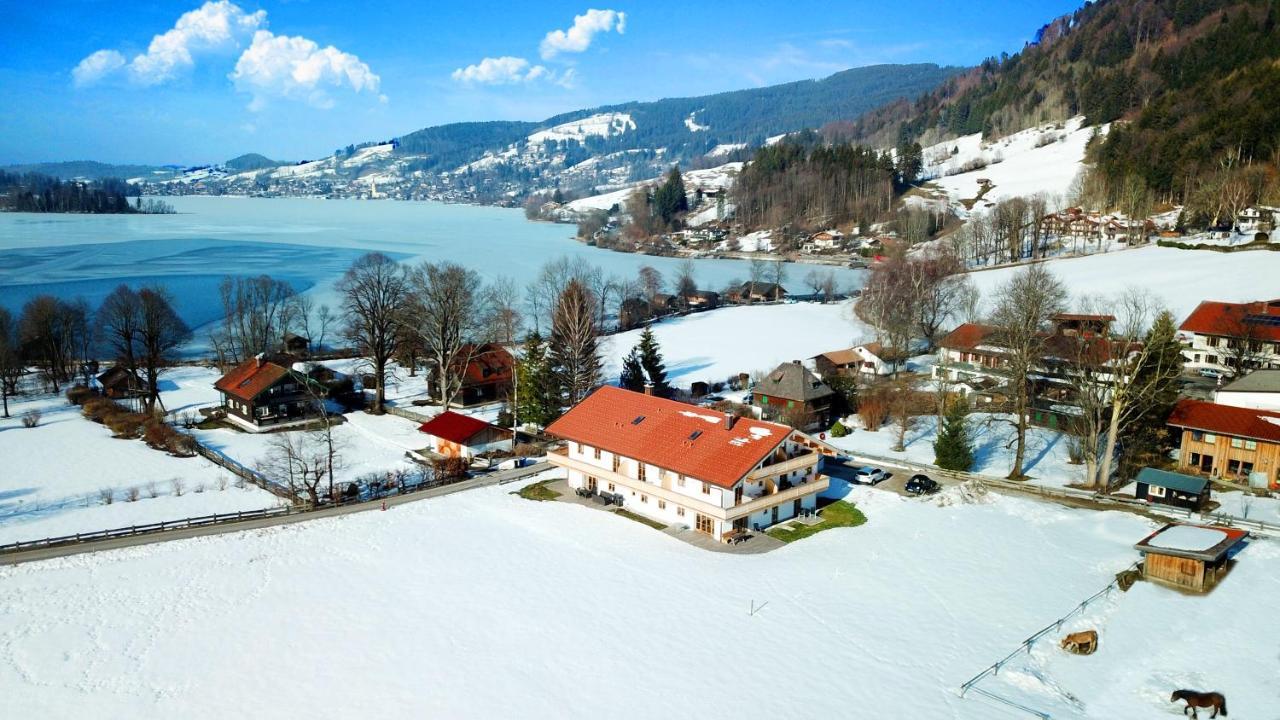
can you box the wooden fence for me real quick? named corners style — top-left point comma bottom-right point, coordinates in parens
top-left (0, 506), bottom-right (292, 553)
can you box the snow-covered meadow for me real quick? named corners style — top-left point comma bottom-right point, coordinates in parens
top-left (1, 476), bottom-right (1275, 718)
top-left (967, 244), bottom-right (1280, 320)
top-left (829, 412), bottom-right (1084, 487)
top-left (0, 376), bottom-right (281, 546)
top-left (603, 300), bottom-right (870, 389)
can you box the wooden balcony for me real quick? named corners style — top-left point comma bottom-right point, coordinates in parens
top-left (726, 475), bottom-right (829, 521)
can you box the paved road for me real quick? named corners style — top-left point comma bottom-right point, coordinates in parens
top-left (1, 462), bottom-right (551, 567)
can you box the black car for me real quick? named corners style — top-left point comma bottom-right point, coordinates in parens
top-left (905, 474), bottom-right (940, 495)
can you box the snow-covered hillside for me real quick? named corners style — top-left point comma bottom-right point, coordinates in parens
top-left (565, 162), bottom-right (743, 214)
top-left (527, 113), bottom-right (635, 146)
top-left (925, 116), bottom-right (1103, 212)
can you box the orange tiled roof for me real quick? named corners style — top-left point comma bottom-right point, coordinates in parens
top-left (545, 386), bottom-right (793, 488)
top-left (1180, 299), bottom-right (1280, 343)
top-left (939, 323), bottom-right (998, 351)
top-left (1168, 398), bottom-right (1280, 444)
top-left (214, 358), bottom-right (292, 403)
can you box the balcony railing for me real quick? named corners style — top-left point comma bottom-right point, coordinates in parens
top-left (749, 450), bottom-right (819, 481)
top-left (726, 476), bottom-right (829, 521)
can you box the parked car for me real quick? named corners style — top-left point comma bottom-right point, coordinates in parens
top-left (905, 474), bottom-right (940, 495)
top-left (852, 466), bottom-right (888, 485)
top-left (1198, 368), bottom-right (1225, 379)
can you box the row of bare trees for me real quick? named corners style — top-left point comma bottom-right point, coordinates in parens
top-left (860, 251), bottom-right (1184, 488)
top-left (0, 287), bottom-right (189, 416)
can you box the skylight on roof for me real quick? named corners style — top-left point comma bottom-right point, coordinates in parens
top-left (689, 430), bottom-right (702, 441)
top-left (632, 415), bottom-right (646, 425)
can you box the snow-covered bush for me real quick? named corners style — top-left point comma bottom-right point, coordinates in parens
top-left (98, 487), bottom-right (114, 505)
top-left (21, 410), bottom-right (42, 428)
top-left (125, 486), bottom-right (140, 502)
top-left (170, 478), bottom-right (185, 497)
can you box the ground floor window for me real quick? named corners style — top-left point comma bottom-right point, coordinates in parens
top-left (695, 513), bottom-right (713, 534)
top-left (658, 499), bottom-right (666, 510)
top-left (1227, 460), bottom-right (1254, 476)
top-left (1149, 485), bottom-right (1166, 498)
top-left (607, 482), bottom-right (615, 492)
top-left (676, 507), bottom-right (685, 517)
top-left (640, 494), bottom-right (648, 503)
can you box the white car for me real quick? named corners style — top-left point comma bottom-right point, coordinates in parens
top-left (1198, 367), bottom-right (1225, 380)
top-left (852, 466), bottom-right (888, 485)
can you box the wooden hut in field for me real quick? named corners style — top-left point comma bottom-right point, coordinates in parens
top-left (1134, 524), bottom-right (1248, 593)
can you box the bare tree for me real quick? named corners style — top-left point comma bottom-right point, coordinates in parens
top-left (1070, 291), bottom-right (1184, 490)
top-left (136, 286), bottom-right (190, 414)
top-left (484, 275), bottom-right (523, 345)
top-left (0, 308), bottom-right (22, 418)
top-left (767, 259), bottom-right (788, 301)
top-left (910, 245), bottom-right (969, 350)
top-left (288, 294), bottom-right (334, 356)
top-left (213, 275), bottom-right (295, 364)
top-left (97, 285), bottom-right (142, 377)
top-left (18, 295), bottom-right (84, 392)
top-left (637, 265), bottom-right (664, 304)
top-left (337, 253), bottom-right (408, 415)
top-left (859, 251), bottom-right (916, 376)
top-left (747, 259), bottom-right (767, 303)
top-left (258, 429), bottom-right (343, 507)
top-left (990, 264), bottom-right (1068, 479)
top-left (406, 261), bottom-right (487, 410)
top-left (549, 279), bottom-right (601, 406)
top-left (674, 259), bottom-right (697, 301)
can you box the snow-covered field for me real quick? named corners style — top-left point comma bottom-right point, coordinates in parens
top-left (604, 300), bottom-right (870, 388)
top-left (829, 412), bottom-right (1083, 487)
top-left (0, 375), bottom-right (281, 545)
top-left (2, 475), bottom-right (1274, 718)
top-left (967, 245), bottom-right (1280, 320)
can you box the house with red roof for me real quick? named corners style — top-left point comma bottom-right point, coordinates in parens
top-left (933, 315), bottom-right (1134, 428)
top-left (214, 355), bottom-right (320, 431)
top-left (429, 343), bottom-right (515, 407)
top-left (1178, 299), bottom-right (1280, 375)
top-left (1167, 398), bottom-right (1280, 489)
top-left (545, 386), bottom-right (831, 541)
top-left (417, 411), bottom-right (512, 459)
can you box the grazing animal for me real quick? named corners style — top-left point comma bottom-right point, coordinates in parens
top-left (1059, 629), bottom-right (1098, 655)
top-left (1171, 690), bottom-right (1227, 718)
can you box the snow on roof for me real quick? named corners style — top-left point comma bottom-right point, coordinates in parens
top-left (1147, 525), bottom-right (1227, 552)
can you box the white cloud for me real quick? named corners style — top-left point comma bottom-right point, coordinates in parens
top-left (127, 0), bottom-right (266, 85)
top-left (451, 56), bottom-right (550, 85)
top-left (230, 30), bottom-right (382, 111)
top-left (71, 49), bottom-right (126, 87)
top-left (539, 9), bottom-right (626, 60)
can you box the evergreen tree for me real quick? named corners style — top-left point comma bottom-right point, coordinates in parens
top-left (933, 397), bottom-right (974, 471)
top-left (653, 166), bottom-right (689, 226)
top-left (515, 332), bottom-right (559, 427)
top-left (635, 326), bottom-right (669, 396)
top-left (1118, 310), bottom-right (1184, 476)
top-left (619, 347), bottom-right (646, 392)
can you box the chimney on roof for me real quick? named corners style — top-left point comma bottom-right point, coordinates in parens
top-left (254, 352), bottom-right (264, 368)
top-left (643, 382), bottom-right (653, 396)
top-left (725, 411), bottom-right (737, 430)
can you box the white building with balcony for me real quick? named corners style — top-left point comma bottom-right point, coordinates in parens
top-left (545, 386), bottom-right (832, 541)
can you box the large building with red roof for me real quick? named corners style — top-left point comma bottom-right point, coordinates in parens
top-left (1178, 298), bottom-right (1280, 375)
top-left (545, 386), bottom-right (831, 540)
top-left (1167, 398), bottom-right (1280, 489)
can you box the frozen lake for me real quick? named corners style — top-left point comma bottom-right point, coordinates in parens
top-left (0, 196), bottom-right (863, 332)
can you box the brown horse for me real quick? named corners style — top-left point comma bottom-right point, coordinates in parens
top-left (1171, 690), bottom-right (1227, 718)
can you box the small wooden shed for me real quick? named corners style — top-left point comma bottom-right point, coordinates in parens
top-left (1134, 524), bottom-right (1248, 593)
top-left (1134, 467), bottom-right (1210, 511)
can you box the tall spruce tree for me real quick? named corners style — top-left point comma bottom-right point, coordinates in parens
top-left (933, 397), bottom-right (974, 471)
top-left (635, 327), bottom-right (669, 396)
top-left (619, 347), bottom-right (646, 393)
top-left (653, 166), bottom-right (688, 226)
top-left (515, 332), bottom-right (559, 427)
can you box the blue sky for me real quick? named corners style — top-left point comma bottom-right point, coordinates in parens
top-left (0, 1), bottom-right (1083, 166)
